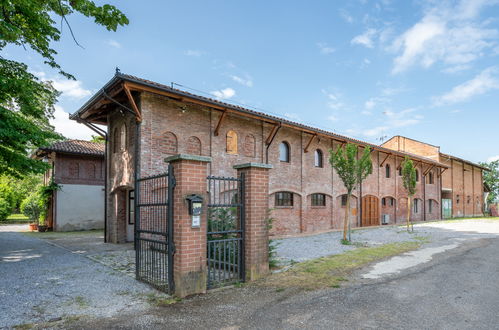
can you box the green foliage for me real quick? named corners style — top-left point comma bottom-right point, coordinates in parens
top-left (20, 180), bottom-right (59, 224)
top-left (20, 190), bottom-right (43, 222)
top-left (266, 209), bottom-right (279, 268)
top-left (0, 177), bottom-right (16, 212)
top-left (0, 174), bottom-right (42, 210)
top-left (401, 157), bottom-right (417, 197)
top-left (0, 0), bottom-right (128, 176)
top-left (90, 135), bottom-right (106, 143)
top-left (479, 160), bottom-right (498, 203)
top-left (0, 197), bottom-right (10, 221)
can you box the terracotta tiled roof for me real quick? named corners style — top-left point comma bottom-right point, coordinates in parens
top-left (40, 140), bottom-right (105, 157)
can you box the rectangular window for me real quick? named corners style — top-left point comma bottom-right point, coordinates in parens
top-left (341, 195), bottom-right (348, 207)
top-left (128, 190), bottom-right (135, 225)
top-left (276, 192), bottom-right (293, 207)
top-left (390, 198), bottom-right (394, 206)
top-left (382, 198), bottom-right (386, 206)
top-left (311, 193), bottom-right (326, 206)
top-left (414, 199), bottom-right (419, 213)
top-left (429, 200), bottom-right (433, 213)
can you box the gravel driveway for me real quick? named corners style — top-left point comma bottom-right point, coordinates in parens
top-left (274, 219), bottom-right (499, 265)
top-left (0, 225), bottom-right (165, 329)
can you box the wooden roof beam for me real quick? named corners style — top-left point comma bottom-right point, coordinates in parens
top-left (123, 83), bottom-right (142, 122)
top-left (214, 110), bottom-right (227, 136)
top-left (379, 153), bottom-right (391, 167)
top-left (304, 134), bottom-right (316, 153)
top-left (424, 165), bottom-right (435, 176)
top-left (265, 123), bottom-right (281, 145)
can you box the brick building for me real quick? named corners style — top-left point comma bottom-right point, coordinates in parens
top-left (34, 140), bottom-right (105, 231)
top-left (382, 136), bottom-right (487, 218)
top-left (70, 72), bottom-right (485, 243)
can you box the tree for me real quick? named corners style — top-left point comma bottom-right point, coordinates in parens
top-left (1, 0), bottom-right (128, 177)
top-left (401, 157), bottom-right (417, 232)
top-left (90, 135), bottom-right (106, 143)
top-left (479, 160), bottom-right (498, 204)
top-left (329, 143), bottom-right (372, 242)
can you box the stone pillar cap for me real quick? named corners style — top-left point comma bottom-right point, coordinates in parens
top-left (233, 162), bottom-right (273, 169)
top-left (164, 154), bottom-right (212, 163)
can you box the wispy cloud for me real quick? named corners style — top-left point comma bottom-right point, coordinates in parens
top-left (284, 113), bottom-right (301, 121)
top-left (322, 89), bottom-right (344, 110)
top-left (230, 74), bottom-right (253, 87)
top-left (317, 42), bottom-right (335, 54)
top-left (51, 105), bottom-right (95, 140)
top-left (185, 49), bottom-right (206, 57)
top-left (362, 108), bottom-right (422, 137)
top-left (339, 9), bottom-right (354, 23)
top-left (351, 28), bottom-right (377, 48)
top-left (210, 87), bottom-right (236, 100)
top-left (35, 71), bottom-right (91, 99)
top-left (487, 155), bottom-right (499, 162)
top-left (328, 115), bottom-right (339, 122)
top-left (107, 39), bottom-right (121, 48)
top-left (433, 66), bottom-right (499, 105)
top-left (391, 1), bottom-right (499, 74)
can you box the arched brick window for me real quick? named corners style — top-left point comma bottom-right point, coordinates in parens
top-left (226, 130), bottom-right (238, 154)
top-left (160, 131), bottom-right (178, 154)
top-left (187, 136), bottom-right (202, 155)
top-left (113, 127), bottom-right (120, 153)
top-left (243, 134), bottom-right (256, 157)
top-left (119, 123), bottom-right (127, 151)
top-left (314, 149), bottom-right (323, 168)
top-left (86, 163), bottom-right (96, 179)
top-left (279, 141), bottom-right (290, 162)
top-left (68, 162), bottom-right (79, 178)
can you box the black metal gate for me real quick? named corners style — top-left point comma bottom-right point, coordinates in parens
top-left (135, 163), bottom-right (175, 293)
top-left (206, 174), bottom-right (245, 288)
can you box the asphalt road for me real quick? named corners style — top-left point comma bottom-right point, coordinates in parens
top-left (64, 235), bottom-right (499, 330)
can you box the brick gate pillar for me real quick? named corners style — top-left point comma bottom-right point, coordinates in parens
top-left (234, 162), bottom-right (273, 281)
top-left (165, 154), bottom-right (211, 298)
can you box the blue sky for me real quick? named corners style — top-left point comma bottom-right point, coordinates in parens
top-left (5, 0), bottom-right (499, 163)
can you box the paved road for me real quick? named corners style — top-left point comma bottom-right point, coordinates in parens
top-left (0, 226), bottom-right (161, 329)
top-left (71, 234), bottom-right (499, 329)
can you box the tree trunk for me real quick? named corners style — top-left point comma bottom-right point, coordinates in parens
top-left (344, 193), bottom-right (351, 241)
top-left (407, 197), bottom-right (411, 232)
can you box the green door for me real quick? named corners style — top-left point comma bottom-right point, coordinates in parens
top-left (442, 199), bottom-right (452, 219)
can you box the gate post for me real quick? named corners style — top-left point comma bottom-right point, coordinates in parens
top-left (165, 154), bottom-right (211, 298)
top-left (234, 162), bottom-right (273, 281)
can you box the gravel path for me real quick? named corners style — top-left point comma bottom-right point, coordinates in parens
top-left (0, 226), bottom-right (164, 329)
top-left (274, 219), bottom-right (499, 265)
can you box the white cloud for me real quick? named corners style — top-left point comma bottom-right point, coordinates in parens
top-left (433, 66), bottom-right (499, 105)
top-left (322, 90), bottom-right (344, 110)
top-left (487, 155), bottom-right (499, 162)
top-left (365, 99), bottom-right (376, 110)
top-left (391, 1), bottom-right (499, 74)
top-left (107, 39), bottom-right (121, 48)
top-left (317, 42), bottom-right (335, 54)
top-left (230, 74), bottom-right (253, 87)
top-left (284, 113), bottom-right (301, 121)
top-left (328, 115), bottom-right (339, 122)
top-left (362, 108), bottom-right (422, 137)
top-left (339, 9), bottom-right (354, 23)
top-left (35, 72), bottom-right (91, 100)
top-left (351, 28), bottom-right (377, 48)
top-left (210, 87), bottom-right (236, 100)
top-left (185, 50), bottom-right (205, 57)
top-left (50, 105), bottom-right (96, 140)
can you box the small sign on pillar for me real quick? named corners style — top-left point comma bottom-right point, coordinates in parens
top-left (186, 194), bottom-right (203, 228)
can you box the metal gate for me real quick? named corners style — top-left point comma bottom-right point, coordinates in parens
top-left (206, 174), bottom-right (245, 288)
top-left (135, 163), bottom-right (175, 293)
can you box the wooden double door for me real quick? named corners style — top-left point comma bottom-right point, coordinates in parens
top-left (362, 195), bottom-right (380, 227)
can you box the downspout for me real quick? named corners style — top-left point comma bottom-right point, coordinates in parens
top-left (423, 173), bottom-right (426, 221)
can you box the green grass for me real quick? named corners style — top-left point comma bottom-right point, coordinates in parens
top-left (1, 213), bottom-right (30, 223)
top-left (261, 241), bottom-right (421, 290)
top-left (22, 229), bottom-right (104, 238)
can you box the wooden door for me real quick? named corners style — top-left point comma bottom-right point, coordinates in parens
top-left (362, 195), bottom-right (380, 227)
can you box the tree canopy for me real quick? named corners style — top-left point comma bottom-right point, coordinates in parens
top-left (480, 160), bottom-right (499, 203)
top-left (0, 0), bottom-right (128, 177)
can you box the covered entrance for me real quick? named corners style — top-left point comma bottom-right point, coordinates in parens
top-left (362, 195), bottom-right (380, 227)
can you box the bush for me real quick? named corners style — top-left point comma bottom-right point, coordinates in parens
top-left (20, 191), bottom-right (43, 223)
top-left (0, 198), bottom-right (10, 221)
top-left (0, 179), bottom-right (16, 213)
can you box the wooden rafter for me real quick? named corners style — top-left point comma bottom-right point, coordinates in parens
top-left (214, 110), bottom-right (227, 136)
top-left (123, 83), bottom-right (142, 122)
top-left (440, 167), bottom-right (448, 175)
top-left (424, 164), bottom-right (435, 176)
top-left (379, 153), bottom-right (390, 167)
top-left (265, 123), bottom-right (281, 145)
top-left (304, 134), bottom-right (316, 153)
top-left (334, 142), bottom-right (346, 156)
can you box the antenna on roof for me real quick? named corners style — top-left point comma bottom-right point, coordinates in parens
top-left (378, 135), bottom-right (388, 143)
top-left (115, 67), bottom-right (121, 75)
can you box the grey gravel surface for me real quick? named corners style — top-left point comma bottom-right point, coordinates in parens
top-left (274, 219), bottom-right (499, 265)
top-left (0, 226), bottom-right (164, 329)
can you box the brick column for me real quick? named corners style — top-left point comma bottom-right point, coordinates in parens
top-left (165, 154), bottom-right (211, 298)
top-left (234, 162), bottom-right (273, 281)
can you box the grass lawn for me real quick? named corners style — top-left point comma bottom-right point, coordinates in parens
top-left (0, 213), bottom-right (30, 224)
top-left (261, 241), bottom-right (422, 290)
top-left (22, 229), bottom-right (104, 238)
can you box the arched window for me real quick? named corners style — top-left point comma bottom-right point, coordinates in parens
top-left (187, 136), bottom-right (202, 155)
top-left (428, 172), bottom-right (434, 184)
top-left (275, 192), bottom-right (293, 206)
top-left (68, 162), bottom-right (79, 178)
top-left (311, 193), bottom-right (326, 206)
top-left (113, 127), bottom-right (120, 153)
top-left (414, 198), bottom-right (420, 213)
top-left (398, 167), bottom-right (402, 176)
top-left (160, 131), bottom-right (178, 154)
top-left (119, 123), bottom-right (126, 151)
top-left (385, 164), bottom-right (391, 178)
top-left (314, 149), bottom-right (323, 168)
top-left (226, 130), bottom-right (238, 154)
top-left (415, 169), bottom-right (419, 182)
top-left (279, 141), bottom-right (290, 162)
top-left (243, 134), bottom-right (256, 157)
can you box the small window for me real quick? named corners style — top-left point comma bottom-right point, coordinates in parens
top-left (226, 130), bottom-right (238, 154)
top-left (314, 149), bottom-right (323, 168)
top-left (275, 192), bottom-right (293, 206)
top-left (119, 124), bottom-right (127, 151)
top-left (414, 199), bottom-right (419, 213)
top-left (279, 142), bottom-right (290, 162)
top-left (467, 196), bottom-right (471, 204)
top-left (398, 167), bottom-right (402, 176)
top-left (382, 197), bottom-right (386, 206)
top-left (385, 164), bottom-right (391, 178)
top-left (428, 172), bottom-right (434, 184)
top-left (456, 194), bottom-right (460, 204)
top-left (429, 199), bottom-right (433, 213)
top-left (128, 190), bottom-right (135, 225)
top-left (390, 197), bottom-right (394, 206)
top-left (311, 193), bottom-right (326, 206)
top-left (341, 194), bottom-right (348, 207)
top-left (415, 169), bottom-right (419, 182)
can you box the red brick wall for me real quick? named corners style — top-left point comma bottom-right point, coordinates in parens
top-left (54, 154), bottom-right (104, 185)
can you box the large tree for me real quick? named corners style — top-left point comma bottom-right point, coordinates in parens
top-left (329, 143), bottom-right (372, 242)
top-left (0, 0), bottom-right (128, 177)
top-left (401, 157), bottom-right (417, 232)
top-left (479, 160), bottom-right (498, 204)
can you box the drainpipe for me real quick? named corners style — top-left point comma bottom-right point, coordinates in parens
top-left (423, 174), bottom-right (426, 221)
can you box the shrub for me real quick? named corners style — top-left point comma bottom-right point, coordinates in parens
top-left (0, 198), bottom-right (10, 221)
top-left (0, 179), bottom-right (16, 213)
top-left (20, 191), bottom-right (43, 223)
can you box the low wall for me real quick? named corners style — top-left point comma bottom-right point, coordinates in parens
top-left (55, 184), bottom-right (105, 231)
